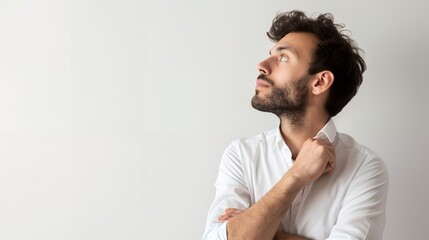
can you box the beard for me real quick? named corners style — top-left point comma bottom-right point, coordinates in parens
top-left (251, 74), bottom-right (310, 125)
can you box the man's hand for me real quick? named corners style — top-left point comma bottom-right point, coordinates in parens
top-left (218, 208), bottom-right (243, 223)
top-left (289, 138), bottom-right (336, 185)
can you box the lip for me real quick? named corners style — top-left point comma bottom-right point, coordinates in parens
top-left (256, 79), bottom-right (270, 88)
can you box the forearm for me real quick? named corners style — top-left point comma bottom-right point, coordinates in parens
top-left (227, 172), bottom-right (306, 240)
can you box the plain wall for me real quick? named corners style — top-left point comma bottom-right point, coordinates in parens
top-left (0, 0), bottom-right (428, 239)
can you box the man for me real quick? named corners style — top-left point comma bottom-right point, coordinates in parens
top-left (202, 10), bottom-right (388, 240)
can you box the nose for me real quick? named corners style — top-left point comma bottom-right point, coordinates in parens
top-left (256, 57), bottom-right (271, 75)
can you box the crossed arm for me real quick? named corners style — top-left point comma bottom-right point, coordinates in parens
top-left (214, 138), bottom-right (335, 240)
top-left (219, 208), bottom-right (310, 240)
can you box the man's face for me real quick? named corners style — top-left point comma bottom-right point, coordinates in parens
top-left (251, 32), bottom-right (318, 121)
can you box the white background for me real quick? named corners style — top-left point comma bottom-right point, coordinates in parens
top-left (0, 0), bottom-right (428, 239)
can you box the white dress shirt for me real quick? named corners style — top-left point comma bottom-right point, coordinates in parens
top-left (202, 119), bottom-right (389, 240)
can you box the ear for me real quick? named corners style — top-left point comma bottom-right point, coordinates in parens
top-left (311, 71), bottom-right (334, 95)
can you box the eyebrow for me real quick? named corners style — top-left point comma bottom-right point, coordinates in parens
top-left (269, 46), bottom-right (298, 57)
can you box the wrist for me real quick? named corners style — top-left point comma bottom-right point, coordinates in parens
top-left (286, 167), bottom-right (311, 188)
top-left (276, 172), bottom-right (307, 197)
top-left (289, 173), bottom-right (308, 188)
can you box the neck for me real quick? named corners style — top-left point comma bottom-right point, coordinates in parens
top-left (279, 110), bottom-right (330, 159)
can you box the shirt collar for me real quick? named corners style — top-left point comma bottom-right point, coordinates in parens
top-left (273, 118), bottom-right (338, 151)
top-left (314, 118), bottom-right (337, 144)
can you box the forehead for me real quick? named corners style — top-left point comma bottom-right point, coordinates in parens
top-left (271, 32), bottom-right (318, 60)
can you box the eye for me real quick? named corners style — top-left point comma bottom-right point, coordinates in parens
top-left (279, 55), bottom-right (288, 62)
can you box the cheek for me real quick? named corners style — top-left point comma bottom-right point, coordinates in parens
top-left (276, 73), bottom-right (294, 86)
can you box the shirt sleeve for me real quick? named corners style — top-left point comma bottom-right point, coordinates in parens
top-left (202, 140), bottom-right (252, 240)
top-left (327, 157), bottom-right (389, 240)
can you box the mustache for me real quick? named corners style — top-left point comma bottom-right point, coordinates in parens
top-left (257, 74), bottom-right (274, 86)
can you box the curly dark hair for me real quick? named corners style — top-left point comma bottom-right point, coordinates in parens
top-left (267, 10), bottom-right (366, 117)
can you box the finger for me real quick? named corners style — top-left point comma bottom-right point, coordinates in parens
top-left (229, 209), bottom-right (243, 215)
top-left (218, 208), bottom-right (244, 222)
top-left (312, 137), bottom-right (330, 145)
top-left (325, 164), bottom-right (334, 175)
top-left (329, 153), bottom-right (336, 173)
top-left (315, 138), bottom-right (335, 150)
top-left (218, 214), bottom-right (230, 222)
top-left (218, 214), bottom-right (235, 223)
top-left (225, 208), bottom-right (238, 213)
top-left (225, 208), bottom-right (243, 215)
top-left (325, 153), bottom-right (336, 175)
top-left (225, 208), bottom-right (242, 212)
